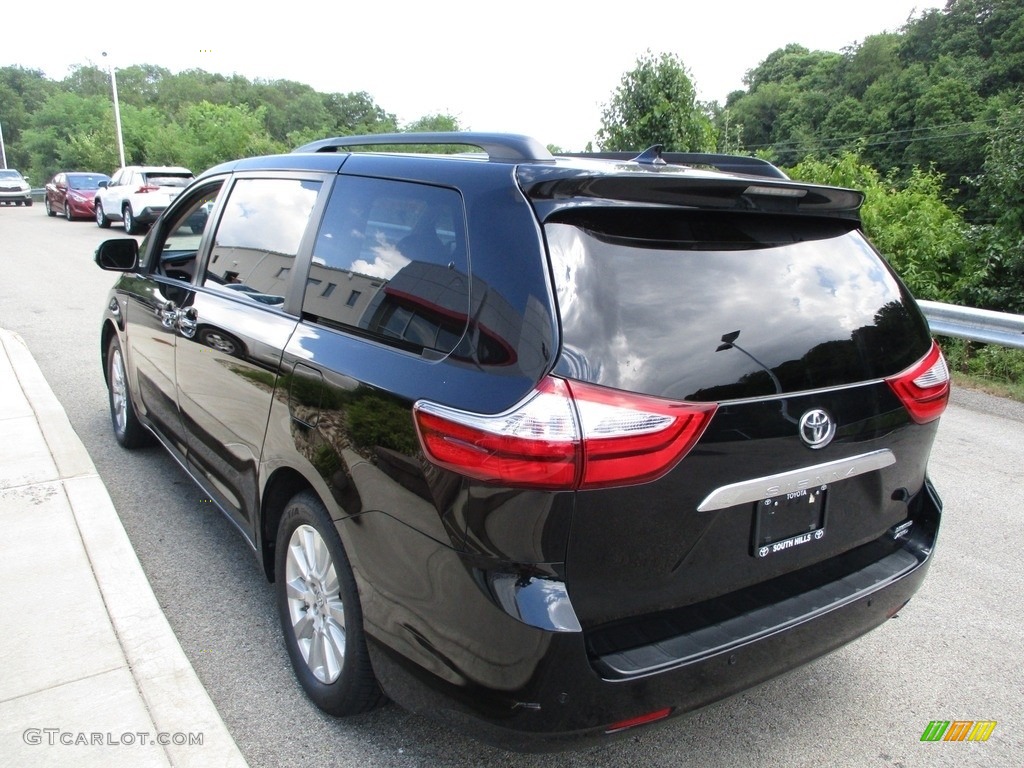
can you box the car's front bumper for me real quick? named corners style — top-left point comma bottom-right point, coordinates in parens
top-left (67, 197), bottom-right (96, 217)
top-left (0, 189), bottom-right (32, 203)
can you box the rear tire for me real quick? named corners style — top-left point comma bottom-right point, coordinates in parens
top-left (106, 336), bottom-right (150, 448)
top-left (123, 205), bottom-right (143, 235)
top-left (45, 198), bottom-right (56, 216)
top-left (275, 491), bottom-right (384, 716)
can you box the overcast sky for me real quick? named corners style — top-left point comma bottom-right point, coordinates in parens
top-left (6, 0), bottom-right (943, 151)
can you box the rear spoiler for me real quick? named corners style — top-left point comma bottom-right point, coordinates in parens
top-left (557, 148), bottom-right (788, 180)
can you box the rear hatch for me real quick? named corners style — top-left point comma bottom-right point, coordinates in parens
top-left (521, 164), bottom-right (945, 667)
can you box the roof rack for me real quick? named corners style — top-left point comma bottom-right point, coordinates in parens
top-left (558, 150), bottom-right (788, 180)
top-left (292, 132), bottom-right (554, 163)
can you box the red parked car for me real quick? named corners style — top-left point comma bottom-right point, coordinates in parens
top-left (45, 171), bottom-right (110, 220)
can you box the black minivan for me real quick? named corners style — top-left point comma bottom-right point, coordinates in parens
top-left (96, 133), bottom-right (948, 749)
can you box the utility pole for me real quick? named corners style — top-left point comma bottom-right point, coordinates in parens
top-left (0, 121), bottom-right (7, 169)
top-left (102, 52), bottom-right (127, 168)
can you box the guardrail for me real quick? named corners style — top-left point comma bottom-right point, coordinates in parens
top-left (919, 300), bottom-right (1024, 350)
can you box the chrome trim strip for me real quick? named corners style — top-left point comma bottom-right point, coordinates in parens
top-left (710, 378), bottom-right (886, 407)
top-left (696, 449), bottom-right (896, 512)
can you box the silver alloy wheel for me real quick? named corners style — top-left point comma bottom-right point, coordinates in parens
top-left (202, 331), bottom-right (237, 355)
top-left (284, 524), bottom-right (347, 684)
top-left (110, 346), bottom-right (129, 435)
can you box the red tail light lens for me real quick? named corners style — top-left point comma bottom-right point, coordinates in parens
top-left (414, 377), bottom-right (579, 489)
top-left (413, 376), bottom-right (717, 490)
top-left (136, 185), bottom-right (160, 193)
top-left (885, 341), bottom-right (950, 424)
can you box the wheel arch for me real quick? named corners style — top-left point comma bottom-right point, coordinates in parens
top-left (260, 467), bottom-right (318, 582)
top-left (100, 319), bottom-right (120, 386)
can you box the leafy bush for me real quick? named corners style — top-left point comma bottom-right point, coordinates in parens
top-left (787, 151), bottom-right (972, 301)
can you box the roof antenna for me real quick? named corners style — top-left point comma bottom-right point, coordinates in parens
top-left (632, 145), bottom-right (666, 165)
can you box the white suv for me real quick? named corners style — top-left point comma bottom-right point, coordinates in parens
top-left (95, 165), bottom-right (193, 233)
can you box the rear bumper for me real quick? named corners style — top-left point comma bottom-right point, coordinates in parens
top-left (366, 478), bottom-right (941, 751)
top-left (133, 205), bottom-right (167, 223)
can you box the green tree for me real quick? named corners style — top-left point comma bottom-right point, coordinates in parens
top-left (840, 33), bottom-right (901, 98)
top-left (322, 91), bottom-right (398, 137)
top-left (0, 66), bottom-right (56, 172)
top-left (177, 101), bottom-right (283, 172)
top-left (597, 51), bottom-right (715, 152)
top-left (20, 92), bottom-right (115, 180)
top-left (404, 113), bottom-right (462, 133)
top-left (966, 102), bottom-right (1024, 312)
top-left (787, 151), bottom-right (971, 302)
top-left (251, 79), bottom-right (330, 142)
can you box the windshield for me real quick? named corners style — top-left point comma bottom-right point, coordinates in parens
top-left (67, 174), bottom-right (108, 190)
top-left (0, 170), bottom-right (23, 180)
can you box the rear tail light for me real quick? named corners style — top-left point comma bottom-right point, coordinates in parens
top-left (136, 185), bottom-right (160, 193)
top-left (413, 376), bottom-right (717, 490)
top-left (885, 341), bottom-right (950, 424)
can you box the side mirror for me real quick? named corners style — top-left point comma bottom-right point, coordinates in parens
top-left (95, 239), bottom-right (139, 271)
top-left (98, 180), bottom-right (109, 188)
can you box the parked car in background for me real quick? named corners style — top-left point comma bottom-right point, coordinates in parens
top-left (45, 171), bottom-right (111, 220)
top-left (95, 165), bottom-right (194, 234)
top-left (94, 133), bottom-right (949, 750)
top-left (0, 169), bottom-right (33, 206)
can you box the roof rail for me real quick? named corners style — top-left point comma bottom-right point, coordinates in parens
top-left (558, 150), bottom-right (788, 179)
top-left (292, 132), bottom-right (554, 163)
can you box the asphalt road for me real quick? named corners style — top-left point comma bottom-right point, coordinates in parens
top-left (1, 205), bottom-right (1020, 767)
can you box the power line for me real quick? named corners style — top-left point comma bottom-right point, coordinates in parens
top-left (743, 117), bottom-right (1003, 155)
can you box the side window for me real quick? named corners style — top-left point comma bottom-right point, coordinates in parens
top-left (303, 176), bottom-right (469, 356)
top-left (202, 177), bottom-right (322, 307)
top-left (147, 181), bottom-right (224, 281)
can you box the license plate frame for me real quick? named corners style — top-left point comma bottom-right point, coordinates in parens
top-left (752, 485), bottom-right (828, 558)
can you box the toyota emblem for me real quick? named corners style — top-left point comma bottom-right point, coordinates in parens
top-left (799, 409), bottom-right (835, 449)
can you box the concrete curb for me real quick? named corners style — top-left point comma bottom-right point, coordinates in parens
top-left (1, 329), bottom-right (248, 767)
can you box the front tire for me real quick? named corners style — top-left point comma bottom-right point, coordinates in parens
top-left (106, 336), bottom-right (150, 448)
top-left (65, 202), bottom-right (74, 221)
top-left (275, 491), bottom-right (383, 716)
top-left (96, 200), bottom-right (111, 228)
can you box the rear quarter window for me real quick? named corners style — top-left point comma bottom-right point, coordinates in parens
top-left (303, 176), bottom-right (471, 358)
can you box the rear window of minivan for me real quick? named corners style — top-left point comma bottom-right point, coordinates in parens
top-left (545, 209), bottom-right (930, 401)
